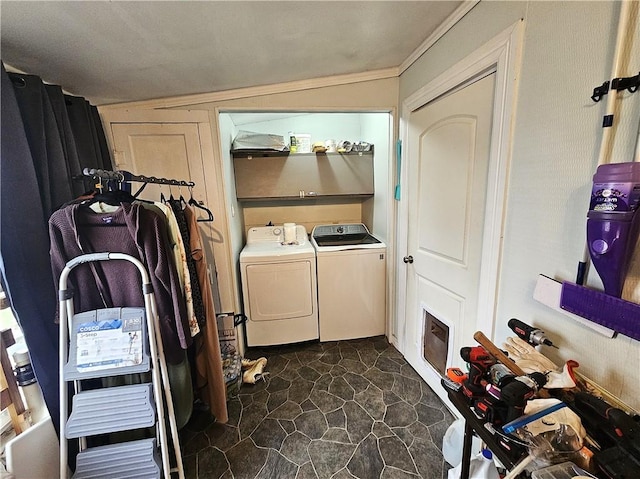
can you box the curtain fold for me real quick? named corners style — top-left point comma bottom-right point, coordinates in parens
top-left (0, 63), bottom-right (61, 433)
top-left (44, 84), bottom-right (85, 197)
top-left (0, 62), bottom-right (112, 433)
top-left (65, 94), bottom-right (112, 172)
top-left (7, 72), bottom-right (72, 217)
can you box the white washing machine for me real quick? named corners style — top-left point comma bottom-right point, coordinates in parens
top-left (311, 223), bottom-right (386, 342)
top-left (240, 225), bottom-right (319, 347)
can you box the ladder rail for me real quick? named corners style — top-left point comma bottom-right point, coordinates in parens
top-left (58, 253), bottom-right (182, 479)
top-left (58, 277), bottom-right (71, 479)
top-left (146, 294), bottom-right (184, 479)
top-left (143, 292), bottom-right (171, 479)
top-left (59, 275), bottom-right (87, 456)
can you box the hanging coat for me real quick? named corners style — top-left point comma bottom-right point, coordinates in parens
top-left (184, 205), bottom-right (228, 423)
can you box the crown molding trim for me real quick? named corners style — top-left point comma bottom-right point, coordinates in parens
top-left (399, 0), bottom-right (480, 75)
top-left (100, 67), bottom-right (400, 110)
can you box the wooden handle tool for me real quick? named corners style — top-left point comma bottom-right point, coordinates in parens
top-left (473, 330), bottom-right (526, 377)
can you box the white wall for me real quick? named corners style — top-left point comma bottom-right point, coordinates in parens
top-left (232, 112), bottom-right (363, 145)
top-left (218, 113), bottom-right (245, 294)
top-left (399, 1), bottom-right (640, 409)
top-left (360, 113), bottom-right (392, 243)
top-left (222, 111), bottom-right (392, 240)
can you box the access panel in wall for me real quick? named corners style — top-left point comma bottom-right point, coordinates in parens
top-left (233, 150), bottom-right (374, 200)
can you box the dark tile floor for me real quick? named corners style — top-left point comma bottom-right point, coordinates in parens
top-left (180, 336), bottom-right (455, 479)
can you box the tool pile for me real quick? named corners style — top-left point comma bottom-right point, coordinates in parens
top-left (444, 318), bottom-right (640, 478)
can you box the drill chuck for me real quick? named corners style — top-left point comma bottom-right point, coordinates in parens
top-left (529, 329), bottom-right (554, 347)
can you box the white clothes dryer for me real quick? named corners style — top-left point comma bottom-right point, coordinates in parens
top-left (240, 225), bottom-right (319, 347)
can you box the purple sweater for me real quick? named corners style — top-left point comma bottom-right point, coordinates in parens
top-left (49, 202), bottom-right (191, 364)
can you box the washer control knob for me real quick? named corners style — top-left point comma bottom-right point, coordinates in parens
top-left (336, 226), bottom-right (344, 234)
top-left (273, 228), bottom-right (282, 235)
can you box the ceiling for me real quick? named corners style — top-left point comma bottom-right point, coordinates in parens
top-left (1, 1), bottom-right (465, 106)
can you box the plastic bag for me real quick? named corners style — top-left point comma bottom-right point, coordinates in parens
top-left (232, 130), bottom-right (286, 151)
top-left (448, 449), bottom-right (500, 479)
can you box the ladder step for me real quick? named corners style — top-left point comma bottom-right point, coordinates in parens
top-left (72, 438), bottom-right (161, 479)
top-left (66, 384), bottom-right (156, 438)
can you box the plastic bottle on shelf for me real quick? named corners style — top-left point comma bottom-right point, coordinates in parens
top-left (13, 348), bottom-right (47, 424)
top-left (288, 132), bottom-right (297, 153)
top-left (447, 449), bottom-right (500, 479)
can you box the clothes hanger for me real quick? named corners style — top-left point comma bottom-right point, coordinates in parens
top-left (160, 180), bottom-right (172, 204)
top-left (188, 185), bottom-right (214, 222)
top-left (166, 184), bottom-right (184, 212)
top-left (88, 175), bottom-right (138, 206)
top-left (178, 182), bottom-right (188, 208)
top-left (84, 173), bottom-right (156, 207)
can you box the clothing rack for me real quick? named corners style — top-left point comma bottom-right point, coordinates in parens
top-left (82, 168), bottom-right (195, 188)
top-left (82, 168), bottom-right (214, 222)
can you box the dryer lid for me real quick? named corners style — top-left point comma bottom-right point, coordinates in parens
top-left (240, 241), bottom-right (316, 262)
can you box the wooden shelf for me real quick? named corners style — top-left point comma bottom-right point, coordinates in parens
top-left (232, 149), bottom-right (374, 201)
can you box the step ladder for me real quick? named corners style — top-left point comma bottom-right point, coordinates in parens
top-left (58, 253), bottom-right (184, 479)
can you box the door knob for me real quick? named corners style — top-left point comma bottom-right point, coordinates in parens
top-left (403, 255), bottom-right (414, 264)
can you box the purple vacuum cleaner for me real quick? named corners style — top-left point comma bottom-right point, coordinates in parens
top-left (587, 162), bottom-right (640, 297)
top-left (558, 162), bottom-right (640, 341)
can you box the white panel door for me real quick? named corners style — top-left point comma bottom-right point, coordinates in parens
top-left (404, 73), bottom-right (496, 400)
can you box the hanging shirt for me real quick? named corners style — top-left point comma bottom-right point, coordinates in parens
top-left (48, 202), bottom-right (191, 364)
top-left (168, 199), bottom-right (205, 328)
top-left (151, 202), bottom-right (200, 337)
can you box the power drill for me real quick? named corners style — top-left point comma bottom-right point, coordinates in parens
top-left (500, 372), bottom-right (547, 422)
top-left (573, 392), bottom-right (640, 478)
top-left (460, 346), bottom-right (495, 399)
top-left (508, 318), bottom-right (558, 348)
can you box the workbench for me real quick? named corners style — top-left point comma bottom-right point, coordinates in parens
top-left (442, 378), bottom-right (529, 479)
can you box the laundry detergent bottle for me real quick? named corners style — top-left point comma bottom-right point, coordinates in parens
top-left (448, 449), bottom-right (500, 479)
top-left (587, 162), bottom-right (640, 297)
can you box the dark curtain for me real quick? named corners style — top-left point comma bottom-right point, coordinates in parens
top-left (0, 62), bottom-right (112, 434)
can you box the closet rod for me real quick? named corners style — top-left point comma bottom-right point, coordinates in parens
top-left (82, 168), bottom-right (195, 188)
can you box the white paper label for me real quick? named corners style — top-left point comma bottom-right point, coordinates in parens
top-left (76, 317), bottom-right (143, 372)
